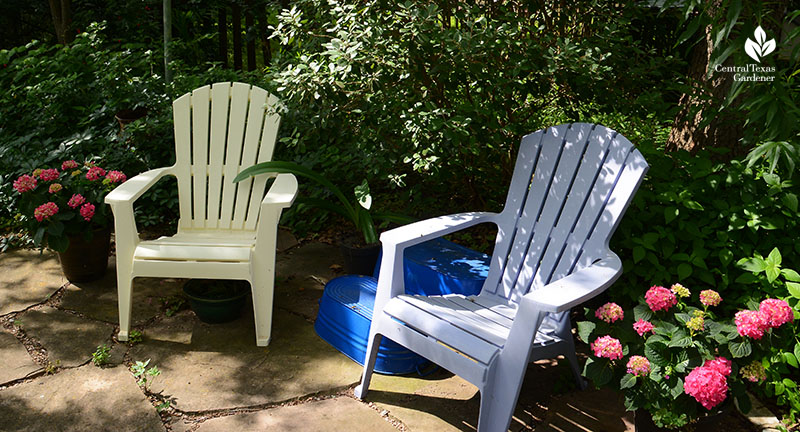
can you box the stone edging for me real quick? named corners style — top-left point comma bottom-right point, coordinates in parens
top-left (740, 392), bottom-right (783, 432)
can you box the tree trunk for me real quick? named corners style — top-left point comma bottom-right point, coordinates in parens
top-left (48, 0), bottom-right (73, 45)
top-left (245, 0), bottom-right (256, 71)
top-left (218, 7), bottom-right (228, 68)
top-left (258, 5), bottom-right (272, 67)
top-left (666, 12), bottom-right (742, 156)
top-left (163, 0), bottom-right (173, 84)
top-left (666, 0), bottom-right (789, 156)
top-left (232, 2), bottom-right (243, 71)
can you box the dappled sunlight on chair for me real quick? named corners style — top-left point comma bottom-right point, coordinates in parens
top-left (355, 123), bottom-right (648, 432)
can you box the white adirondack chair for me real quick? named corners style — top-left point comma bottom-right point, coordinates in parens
top-left (354, 123), bottom-right (648, 431)
top-left (105, 82), bottom-right (297, 347)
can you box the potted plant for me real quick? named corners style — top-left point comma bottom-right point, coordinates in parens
top-left (234, 161), bottom-right (411, 275)
top-left (182, 279), bottom-right (250, 324)
top-left (12, 160), bottom-right (127, 282)
top-left (578, 283), bottom-right (794, 430)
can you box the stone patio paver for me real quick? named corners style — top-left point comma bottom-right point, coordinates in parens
top-left (0, 365), bottom-right (162, 432)
top-left (60, 258), bottom-right (184, 325)
top-left (18, 307), bottom-right (114, 367)
top-left (0, 249), bottom-right (64, 315)
top-left (540, 388), bottom-right (633, 432)
top-left (0, 330), bottom-right (41, 384)
top-left (365, 359), bottom-right (573, 431)
top-left (191, 397), bottom-right (397, 432)
top-left (276, 241), bottom-right (343, 281)
top-left (129, 308), bottom-right (362, 412)
top-left (368, 370), bottom-right (480, 432)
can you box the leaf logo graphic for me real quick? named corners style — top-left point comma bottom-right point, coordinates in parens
top-left (745, 26), bottom-right (776, 63)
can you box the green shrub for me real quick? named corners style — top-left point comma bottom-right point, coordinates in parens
top-left (268, 0), bottom-right (681, 219)
top-left (612, 149), bottom-right (800, 309)
top-left (0, 23), bottom-right (255, 234)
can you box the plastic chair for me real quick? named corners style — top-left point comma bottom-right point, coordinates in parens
top-left (105, 82), bottom-right (297, 346)
top-left (355, 123), bottom-right (648, 431)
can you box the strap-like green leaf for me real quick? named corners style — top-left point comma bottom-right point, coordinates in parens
top-left (235, 161), bottom-right (356, 221)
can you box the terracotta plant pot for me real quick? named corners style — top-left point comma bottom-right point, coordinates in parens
top-left (57, 227), bottom-right (111, 283)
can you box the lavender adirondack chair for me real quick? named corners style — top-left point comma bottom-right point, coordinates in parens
top-left (354, 123), bottom-right (648, 432)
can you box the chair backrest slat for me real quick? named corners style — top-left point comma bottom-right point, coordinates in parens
top-left (190, 85), bottom-right (211, 228)
top-left (486, 124), bottom-right (571, 299)
top-left (231, 87), bottom-right (269, 230)
top-left (172, 93), bottom-right (193, 229)
top-left (205, 83), bottom-right (231, 229)
top-left (539, 128), bottom-right (616, 287)
top-left (519, 125), bottom-right (630, 301)
top-left (574, 146), bottom-right (647, 270)
top-left (501, 123), bottom-right (593, 300)
top-left (218, 83), bottom-right (251, 229)
top-left (244, 93), bottom-right (281, 231)
top-left (170, 82), bottom-right (281, 233)
top-left (481, 123), bottom-right (648, 304)
top-left (481, 129), bottom-right (546, 297)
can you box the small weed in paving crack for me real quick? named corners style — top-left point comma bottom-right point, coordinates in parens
top-left (161, 296), bottom-right (187, 317)
top-left (131, 359), bottom-right (161, 392)
top-left (91, 344), bottom-right (111, 366)
top-left (44, 360), bottom-right (60, 374)
top-left (128, 329), bottom-right (143, 344)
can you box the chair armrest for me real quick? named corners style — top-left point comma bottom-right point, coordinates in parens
top-left (498, 252), bottom-right (623, 360)
top-left (380, 212), bottom-right (499, 249)
top-left (373, 212), bottom-right (499, 313)
top-left (259, 173), bottom-right (298, 209)
top-left (104, 167), bottom-right (174, 206)
top-left (522, 251), bottom-right (623, 314)
top-left (253, 173), bottom-right (298, 257)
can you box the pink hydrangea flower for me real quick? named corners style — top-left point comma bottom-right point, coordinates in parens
top-left (684, 366), bottom-right (728, 410)
top-left (105, 170), bottom-right (127, 183)
top-left (590, 335), bottom-right (623, 360)
top-left (61, 160), bottom-right (79, 170)
top-left (86, 166), bottom-right (106, 181)
top-left (759, 299), bottom-right (794, 329)
top-left (32, 168), bottom-right (43, 178)
top-left (34, 202), bottom-right (59, 222)
top-left (700, 290), bottom-right (722, 307)
top-left (67, 194), bottom-right (86, 209)
top-left (703, 357), bottom-right (732, 377)
top-left (38, 168), bottom-right (59, 181)
top-left (633, 319), bottom-right (655, 336)
top-left (740, 361), bottom-right (767, 383)
top-left (595, 302), bottom-right (624, 323)
top-left (13, 174), bottom-right (37, 193)
top-left (645, 285), bottom-right (677, 312)
top-left (735, 310), bottom-right (769, 340)
top-left (626, 355), bottom-right (651, 377)
top-left (79, 203), bottom-right (95, 222)
top-left (48, 183), bottom-right (63, 194)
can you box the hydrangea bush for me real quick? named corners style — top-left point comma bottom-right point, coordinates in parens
top-left (13, 161), bottom-right (126, 252)
top-left (578, 283), bottom-right (796, 429)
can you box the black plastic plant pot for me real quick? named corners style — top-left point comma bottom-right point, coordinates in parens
top-left (340, 243), bottom-right (381, 276)
top-left (182, 279), bottom-right (250, 324)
